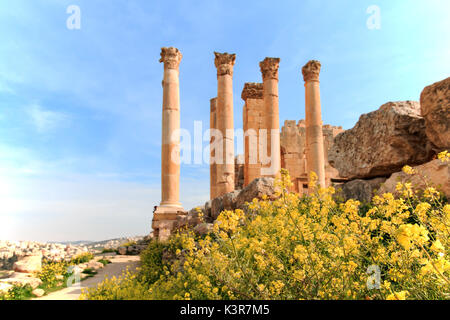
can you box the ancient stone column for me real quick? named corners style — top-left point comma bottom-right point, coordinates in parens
top-left (210, 97), bottom-right (218, 199)
top-left (260, 57), bottom-right (281, 178)
top-left (214, 52), bottom-right (236, 196)
top-left (302, 60), bottom-right (326, 187)
top-left (241, 82), bottom-right (264, 186)
top-left (152, 47), bottom-right (185, 241)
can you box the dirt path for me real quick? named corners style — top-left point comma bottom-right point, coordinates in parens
top-left (36, 255), bottom-right (140, 300)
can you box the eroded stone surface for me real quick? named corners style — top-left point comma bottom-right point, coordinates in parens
top-left (337, 178), bottom-right (387, 203)
top-left (420, 77), bottom-right (450, 151)
top-left (329, 101), bottom-right (434, 179)
top-left (235, 177), bottom-right (276, 209)
top-left (13, 255), bottom-right (42, 273)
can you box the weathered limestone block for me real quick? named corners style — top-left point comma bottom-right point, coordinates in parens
top-left (13, 254), bottom-right (42, 273)
top-left (337, 178), bottom-right (387, 203)
top-left (32, 288), bottom-right (45, 297)
top-left (235, 177), bottom-right (276, 209)
top-left (329, 101), bottom-right (434, 179)
top-left (204, 200), bottom-right (212, 218)
top-left (378, 159), bottom-right (449, 198)
top-left (1, 273), bottom-right (43, 289)
top-left (211, 196), bottom-right (224, 220)
top-left (211, 190), bottom-right (240, 219)
top-left (420, 77), bottom-right (450, 151)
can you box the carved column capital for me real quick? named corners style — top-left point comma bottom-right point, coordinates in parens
top-left (159, 47), bottom-right (182, 70)
top-left (302, 60), bottom-right (321, 82)
top-left (259, 57), bottom-right (280, 81)
top-left (241, 82), bottom-right (263, 100)
top-left (214, 52), bottom-right (236, 77)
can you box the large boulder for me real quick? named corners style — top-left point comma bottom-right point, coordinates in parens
top-left (378, 159), bottom-right (449, 198)
top-left (235, 177), bottom-right (276, 209)
top-left (211, 190), bottom-right (240, 220)
top-left (337, 178), bottom-right (387, 203)
top-left (13, 254), bottom-right (42, 273)
top-left (193, 223), bottom-right (214, 236)
top-left (211, 196), bottom-right (224, 220)
top-left (329, 101), bottom-right (434, 179)
top-left (420, 77), bottom-right (450, 151)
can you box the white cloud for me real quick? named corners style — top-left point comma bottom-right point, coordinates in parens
top-left (27, 104), bottom-right (70, 133)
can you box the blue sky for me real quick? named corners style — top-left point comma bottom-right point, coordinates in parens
top-left (0, 0), bottom-right (449, 241)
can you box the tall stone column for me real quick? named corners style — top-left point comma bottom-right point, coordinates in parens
top-left (302, 60), bottom-right (326, 187)
top-left (260, 57), bottom-right (281, 178)
top-left (242, 82), bottom-right (264, 186)
top-left (214, 52), bottom-right (236, 196)
top-left (210, 97), bottom-right (218, 199)
top-left (152, 47), bottom-right (185, 241)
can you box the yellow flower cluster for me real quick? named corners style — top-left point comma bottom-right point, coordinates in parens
top-left (84, 169), bottom-right (449, 300)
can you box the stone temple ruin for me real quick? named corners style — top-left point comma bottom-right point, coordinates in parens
top-left (152, 46), bottom-right (450, 241)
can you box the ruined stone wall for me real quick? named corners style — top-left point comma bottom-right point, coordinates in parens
top-left (280, 120), bottom-right (344, 194)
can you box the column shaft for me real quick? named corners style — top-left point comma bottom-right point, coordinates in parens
top-left (214, 52), bottom-right (236, 196)
top-left (260, 58), bottom-right (281, 178)
top-left (160, 47), bottom-right (183, 207)
top-left (302, 60), bottom-right (326, 187)
top-left (210, 98), bottom-right (218, 199)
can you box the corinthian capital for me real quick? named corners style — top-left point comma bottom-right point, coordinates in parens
top-left (214, 52), bottom-right (236, 77)
top-left (241, 82), bottom-right (263, 100)
top-left (302, 60), bottom-right (321, 82)
top-left (159, 47), bottom-right (182, 70)
top-left (259, 57), bottom-right (280, 81)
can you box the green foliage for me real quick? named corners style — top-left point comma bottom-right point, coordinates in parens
top-left (98, 259), bottom-right (112, 266)
top-left (70, 252), bottom-right (94, 264)
top-left (80, 269), bottom-right (153, 300)
top-left (121, 241), bottom-right (137, 247)
top-left (101, 248), bottom-right (117, 254)
top-left (82, 268), bottom-right (97, 276)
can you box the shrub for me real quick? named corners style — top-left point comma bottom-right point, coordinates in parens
top-left (70, 252), bottom-right (94, 265)
top-left (101, 248), bottom-right (117, 254)
top-left (82, 268), bottom-right (97, 276)
top-left (98, 259), bottom-right (112, 266)
top-left (38, 260), bottom-right (70, 289)
top-left (82, 154), bottom-right (450, 300)
top-left (0, 284), bottom-right (33, 300)
top-left (80, 268), bottom-right (152, 300)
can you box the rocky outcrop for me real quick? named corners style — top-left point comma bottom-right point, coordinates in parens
top-left (378, 159), bottom-right (450, 198)
top-left (194, 223), bottom-right (214, 236)
top-left (235, 177), bottom-right (276, 209)
top-left (337, 178), bottom-right (387, 203)
top-left (116, 236), bottom-right (151, 256)
top-left (420, 77), bottom-right (450, 151)
top-left (178, 177), bottom-right (277, 234)
top-left (329, 101), bottom-right (434, 179)
top-left (13, 255), bottom-right (42, 273)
